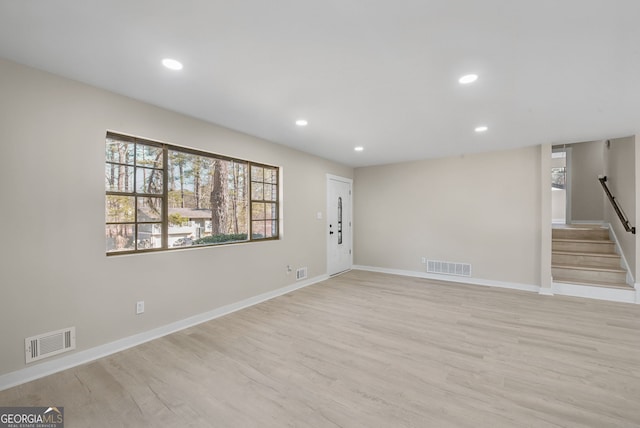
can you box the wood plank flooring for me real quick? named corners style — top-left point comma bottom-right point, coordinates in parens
top-left (1, 270), bottom-right (639, 427)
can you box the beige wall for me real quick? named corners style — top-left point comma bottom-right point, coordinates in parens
top-left (568, 140), bottom-right (605, 222)
top-left (0, 59), bottom-right (352, 376)
top-left (353, 146), bottom-right (542, 286)
top-left (636, 135), bottom-right (640, 287)
top-left (603, 136), bottom-right (636, 280)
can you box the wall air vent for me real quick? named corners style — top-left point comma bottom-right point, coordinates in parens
top-left (296, 267), bottom-right (308, 281)
top-left (427, 260), bottom-right (472, 277)
top-left (25, 327), bottom-right (76, 364)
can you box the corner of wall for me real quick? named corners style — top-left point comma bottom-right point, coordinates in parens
top-left (636, 134), bottom-right (640, 285)
top-left (539, 144), bottom-right (552, 291)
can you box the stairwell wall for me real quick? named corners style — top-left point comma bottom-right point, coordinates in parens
top-left (568, 140), bottom-right (605, 223)
top-left (603, 136), bottom-right (636, 281)
top-left (636, 134), bottom-right (640, 288)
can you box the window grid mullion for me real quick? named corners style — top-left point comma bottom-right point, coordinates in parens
top-left (107, 134), bottom-right (277, 254)
top-left (162, 144), bottom-right (169, 249)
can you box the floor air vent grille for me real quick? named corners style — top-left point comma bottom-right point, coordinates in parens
top-left (427, 260), bottom-right (472, 277)
top-left (25, 327), bottom-right (76, 364)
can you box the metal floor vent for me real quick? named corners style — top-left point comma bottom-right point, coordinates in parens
top-left (296, 267), bottom-right (308, 281)
top-left (25, 327), bottom-right (76, 364)
top-left (427, 260), bottom-right (472, 277)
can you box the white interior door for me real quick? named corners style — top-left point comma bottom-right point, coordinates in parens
top-left (327, 175), bottom-right (352, 276)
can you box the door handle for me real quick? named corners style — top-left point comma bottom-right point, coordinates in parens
top-left (329, 231), bottom-right (334, 235)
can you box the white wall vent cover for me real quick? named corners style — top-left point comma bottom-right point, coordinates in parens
top-left (25, 327), bottom-right (76, 364)
top-left (427, 260), bottom-right (472, 277)
top-left (296, 267), bottom-right (308, 281)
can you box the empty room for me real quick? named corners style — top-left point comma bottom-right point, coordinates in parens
top-left (1, 1), bottom-right (639, 427)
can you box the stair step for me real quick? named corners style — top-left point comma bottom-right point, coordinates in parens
top-left (552, 264), bottom-right (625, 273)
top-left (552, 251), bottom-right (621, 269)
top-left (553, 278), bottom-right (634, 290)
top-left (552, 250), bottom-right (619, 258)
top-left (550, 225), bottom-right (631, 292)
top-left (552, 227), bottom-right (609, 241)
top-left (552, 239), bottom-right (616, 254)
top-left (552, 264), bottom-right (627, 284)
top-left (552, 238), bottom-right (615, 244)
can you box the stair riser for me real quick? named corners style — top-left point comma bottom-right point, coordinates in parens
top-left (552, 229), bottom-right (610, 240)
top-left (552, 241), bottom-right (615, 254)
top-left (552, 254), bottom-right (621, 269)
top-left (552, 267), bottom-right (627, 284)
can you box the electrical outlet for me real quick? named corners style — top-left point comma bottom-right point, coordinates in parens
top-left (421, 257), bottom-right (426, 264)
top-left (136, 301), bottom-right (145, 315)
top-left (286, 265), bottom-right (292, 274)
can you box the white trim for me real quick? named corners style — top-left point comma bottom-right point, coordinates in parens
top-left (329, 268), bottom-right (352, 278)
top-left (539, 287), bottom-right (554, 296)
top-left (552, 281), bottom-right (637, 304)
top-left (541, 144), bottom-right (553, 290)
top-left (569, 220), bottom-right (606, 225)
top-left (353, 265), bottom-right (540, 293)
top-left (0, 274), bottom-right (329, 392)
top-left (353, 265), bottom-right (640, 305)
top-left (606, 222), bottom-right (635, 285)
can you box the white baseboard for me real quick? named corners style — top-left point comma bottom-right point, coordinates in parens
top-left (538, 287), bottom-right (554, 296)
top-left (353, 265), bottom-right (640, 305)
top-left (0, 274), bottom-right (329, 392)
top-left (353, 265), bottom-right (540, 293)
top-left (605, 223), bottom-right (635, 285)
top-left (552, 281), bottom-right (637, 304)
top-left (3, 268), bottom-right (635, 391)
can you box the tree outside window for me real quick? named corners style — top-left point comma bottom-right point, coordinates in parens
top-left (105, 132), bottom-right (279, 254)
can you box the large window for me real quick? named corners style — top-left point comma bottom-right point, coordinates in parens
top-left (105, 132), bottom-right (279, 254)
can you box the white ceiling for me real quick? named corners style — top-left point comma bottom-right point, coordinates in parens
top-left (1, 0), bottom-right (639, 167)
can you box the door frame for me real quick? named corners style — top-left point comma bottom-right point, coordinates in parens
top-left (551, 145), bottom-right (572, 224)
top-left (326, 174), bottom-right (353, 276)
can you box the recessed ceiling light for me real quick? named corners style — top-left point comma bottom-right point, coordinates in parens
top-left (162, 58), bottom-right (183, 70)
top-left (295, 119), bottom-right (308, 127)
top-left (459, 74), bottom-right (478, 84)
top-left (475, 125), bottom-right (488, 133)
top-left (354, 146), bottom-right (364, 152)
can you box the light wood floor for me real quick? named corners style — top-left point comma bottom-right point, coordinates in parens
top-left (2, 270), bottom-right (640, 427)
